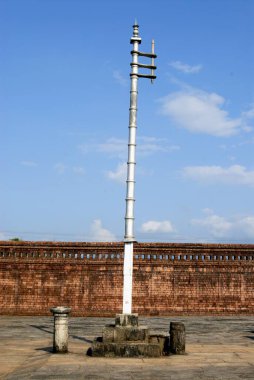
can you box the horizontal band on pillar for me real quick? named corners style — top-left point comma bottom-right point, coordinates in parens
top-left (131, 73), bottom-right (157, 79)
top-left (130, 37), bottom-right (141, 44)
top-left (130, 62), bottom-right (157, 70)
top-left (131, 50), bottom-right (157, 58)
top-left (124, 237), bottom-right (136, 242)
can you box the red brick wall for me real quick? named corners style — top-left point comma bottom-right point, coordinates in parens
top-left (0, 241), bottom-right (254, 316)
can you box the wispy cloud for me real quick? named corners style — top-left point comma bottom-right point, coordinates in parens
top-left (105, 162), bottom-right (126, 184)
top-left (54, 163), bottom-right (85, 175)
top-left (141, 220), bottom-right (175, 233)
top-left (97, 138), bottom-right (126, 158)
top-left (160, 88), bottom-right (243, 137)
top-left (73, 166), bottom-right (85, 175)
top-left (191, 209), bottom-right (254, 240)
top-left (241, 104), bottom-right (254, 132)
top-left (192, 209), bottom-right (232, 238)
top-left (79, 136), bottom-right (179, 159)
top-left (90, 219), bottom-right (116, 242)
top-left (169, 60), bottom-right (202, 74)
top-left (242, 104), bottom-right (254, 120)
top-left (54, 163), bottom-right (68, 174)
top-left (20, 160), bottom-right (38, 167)
top-left (138, 137), bottom-right (180, 155)
top-left (0, 232), bottom-right (7, 240)
top-left (113, 70), bottom-right (128, 87)
top-left (182, 164), bottom-right (254, 187)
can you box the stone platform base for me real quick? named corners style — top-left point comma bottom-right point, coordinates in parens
top-left (90, 314), bottom-right (170, 358)
top-left (92, 339), bottom-right (162, 358)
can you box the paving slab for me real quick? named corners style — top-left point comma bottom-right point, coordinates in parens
top-left (0, 316), bottom-right (253, 379)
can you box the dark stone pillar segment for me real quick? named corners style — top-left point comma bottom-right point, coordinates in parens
top-left (169, 321), bottom-right (186, 354)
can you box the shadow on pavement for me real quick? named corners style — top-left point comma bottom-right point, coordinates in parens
top-left (35, 346), bottom-right (53, 353)
top-left (71, 335), bottom-right (92, 344)
top-left (30, 325), bottom-right (53, 335)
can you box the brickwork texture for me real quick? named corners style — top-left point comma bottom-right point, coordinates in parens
top-left (0, 241), bottom-right (253, 316)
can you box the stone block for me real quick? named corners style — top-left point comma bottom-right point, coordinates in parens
top-left (114, 326), bottom-right (149, 342)
top-left (102, 325), bottom-right (150, 343)
top-left (91, 340), bottom-right (161, 358)
top-left (169, 322), bottom-right (186, 355)
top-left (149, 332), bottom-right (170, 355)
top-left (124, 326), bottom-right (149, 342)
top-left (102, 325), bottom-right (115, 343)
top-left (115, 313), bottom-right (139, 327)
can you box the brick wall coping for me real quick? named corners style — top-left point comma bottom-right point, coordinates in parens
top-left (1, 241), bottom-right (254, 249)
top-left (0, 241), bottom-right (254, 262)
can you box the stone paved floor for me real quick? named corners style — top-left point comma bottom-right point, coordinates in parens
top-left (0, 316), bottom-right (253, 379)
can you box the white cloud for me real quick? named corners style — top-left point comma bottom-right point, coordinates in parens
top-left (113, 70), bottom-right (128, 87)
top-left (79, 136), bottom-right (179, 159)
top-left (97, 138), bottom-right (126, 157)
top-left (169, 60), bottom-right (202, 74)
top-left (241, 104), bottom-right (254, 132)
top-left (138, 137), bottom-right (180, 155)
top-left (236, 216), bottom-right (254, 238)
top-left (0, 232), bottom-right (7, 240)
top-left (192, 212), bottom-right (232, 238)
top-left (90, 219), bottom-right (116, 242)
top-left (79, 138), bottom-right (126, 158)
top-left (191, 210), bottom-right (254, 240)
top-left (242, 104), bottom-right (254, 120)
top-left (54, 163), bottom-right (68, 174)
top-left (106, 162), bottom-right (126, 184)
top-left (21, 160), bottom-right (38, 167)
top-left (54, 163), bottom-right (85, 175)
top-left (73, 166), bottom-right (85, 175)
top-left (160, 89), bottom-right (242, 136)
top-left (182, 164), bottom-right (254, 186)
top-left (141, 220), bottom-right (174, 233)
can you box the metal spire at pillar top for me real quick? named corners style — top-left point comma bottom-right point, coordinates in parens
top-left (122, 24), bottom-right (157, 314)
top-left (130, 24), bottom-right (157, 81)
top-left (130, 21), bottom-right (142, 44)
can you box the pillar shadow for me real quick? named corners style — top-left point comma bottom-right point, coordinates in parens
top-left (35, 347), bottom-right (53, 353)
top-left (30, 325), bottom-right (53, 334)
top-left (70, 335), bottom-right (93, 344)
top-left (244, 329), bottom-right (254, 340)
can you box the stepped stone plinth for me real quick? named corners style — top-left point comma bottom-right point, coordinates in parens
top-left (89, 314), bottom-right (170, 358)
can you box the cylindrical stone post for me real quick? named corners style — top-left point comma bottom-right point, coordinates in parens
top-left (169, 322), bottom-right (185, 354)
top-left (50, 306), bottom-right (71, 353)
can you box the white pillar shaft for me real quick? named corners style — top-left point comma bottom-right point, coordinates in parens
top-left (124, 39), bottom-right (139, 241)
top-left (123, 28), bottom-right (140, 314)
top-left (122, 242), bottom-right (133, 314)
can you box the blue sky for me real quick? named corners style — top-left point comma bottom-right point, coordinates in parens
top-left (1, 0), bottom-right (254, 243)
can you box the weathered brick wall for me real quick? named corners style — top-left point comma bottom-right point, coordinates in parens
top-left (0, 241), bottom-right (254, 316)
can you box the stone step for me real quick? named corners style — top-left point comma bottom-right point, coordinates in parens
top-left (102, 325), bottom-right (149, 343)
top-left (149, 331), bottom-right (170, 354)
top-left (115, 313), bottom-right (138, 327)
top-left (91, 339), bottom-right (161, 358)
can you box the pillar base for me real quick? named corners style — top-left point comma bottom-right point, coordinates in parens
top-left (89, 314), bottom-right (171, 358)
